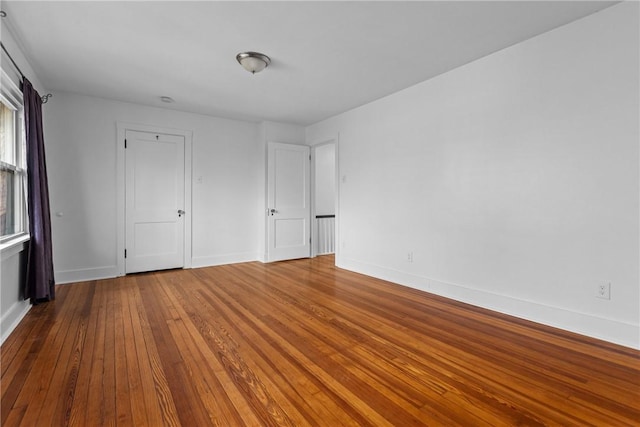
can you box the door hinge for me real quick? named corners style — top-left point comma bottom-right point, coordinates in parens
top-left (124, 139), bottom-right (127, 149)
top-left (309, 154), bottom-right (311, 161)
top-left (124, 249), bottom-right (127, 258)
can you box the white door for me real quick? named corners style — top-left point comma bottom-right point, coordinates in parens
top-left (125, 130), bottom-right (185, 273)
top-left (267, 142), bottom-right (311, 262)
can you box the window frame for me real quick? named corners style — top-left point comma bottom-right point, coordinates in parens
top-left (0, 69), bottom-right (28, 246)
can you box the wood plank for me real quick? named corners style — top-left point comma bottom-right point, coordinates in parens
top-left (4, 282), bottom-right (87, 427)
top-left (1, 298), bottom-right (58, 421)
top-left (67, 281), bottom-right (99, 427)
top-left (136, 273), bottom-right (215, 427)
top-left (113, 279), bottom-right (134, 426)
top-left (1, 255), bottom-right (639, 426)
top-left (49, 282), bottom-right (95, 426)
top-left (125, 276), bottom-right (171, 426)
top-left (155, 273), bottom-right (253, 426)
top-left (131, 276), bottom-right (181, 427)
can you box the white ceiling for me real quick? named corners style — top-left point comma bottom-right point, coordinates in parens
top-left (3, 1), bottom-right (616, 126)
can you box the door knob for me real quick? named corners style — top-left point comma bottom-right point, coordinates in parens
top-left (178, 209), bottom-right (185, 217)
top-left (269, 208), bottom-right (277, 216)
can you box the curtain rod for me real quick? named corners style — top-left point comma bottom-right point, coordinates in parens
top-left (1, 11), bottom-right (52, 104)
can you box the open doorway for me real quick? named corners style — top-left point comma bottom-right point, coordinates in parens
top-left (312, 142), bottom-right (335, 257)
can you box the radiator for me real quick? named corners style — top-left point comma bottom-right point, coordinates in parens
top-left (316, 216), bottom-right (335, 255)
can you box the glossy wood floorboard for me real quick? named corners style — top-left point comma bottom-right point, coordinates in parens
top-left (2, 255), bottom-right (639, 426)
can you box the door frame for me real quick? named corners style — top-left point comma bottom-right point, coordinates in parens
top-left (116, 122), bottom-right (193, 276)
top-left (309, 135), bottom-right (339, 260)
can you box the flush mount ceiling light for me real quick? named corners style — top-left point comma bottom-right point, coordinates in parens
top-left (236, 51), bottom-right (271, 74)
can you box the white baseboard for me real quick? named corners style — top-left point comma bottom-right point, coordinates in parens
top-left (337, 257), bottom-right (640, 350)
top-left (1, 300), bottom-right (31, 345)
top-left (192, 252), bottom-right (258, 268)
top-left (55, 266), bottom-right (119, 284)
top-left (55, 253), bottom-right (261, 282)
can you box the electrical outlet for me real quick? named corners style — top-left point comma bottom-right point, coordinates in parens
top-left (407, 251), bottom-right (413, 263)
top-left (596, 282), bottom-right (611, 300)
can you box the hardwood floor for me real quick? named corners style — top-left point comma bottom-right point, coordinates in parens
top-left (2, 255), bottom-right (639, 426)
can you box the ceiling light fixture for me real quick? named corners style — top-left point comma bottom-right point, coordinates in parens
top-left (236, 51), bottom-right (271, 74)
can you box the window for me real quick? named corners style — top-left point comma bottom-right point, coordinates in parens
top-left (0, 70), bottom-right (26, 241)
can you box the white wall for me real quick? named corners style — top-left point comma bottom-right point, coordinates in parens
top-left (306, 3), bottom-right (639, 348)
top-left (44, 92), bottom-right (264, 281)
top-left (262, 121), bottom-right (306, 146)
top-left (0, 20), bottom-right (46, 93)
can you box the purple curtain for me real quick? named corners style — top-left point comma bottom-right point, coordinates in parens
top-left (23, 78), bottom-right (55, 303)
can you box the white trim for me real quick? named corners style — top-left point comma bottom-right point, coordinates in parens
top-left (191, 252), bottom-right (259, 268)
top-left (54, 266), bottom-right (119, 284)
top-left (0, 300), bottom-right (31, 345)
top-left (0, 69), bottom-right (22, 106)
top-left (0, 233), bottom-right (29, 259)
top-left (116, 124), bottom-right (125, 275)
top-left (334, 133), bottom-right (340, 265)
top-left (1, 69), bottom-right (27, 240)
top-left (116, 122), bottom-right (193, 276)
top-left (337, 257), bottom-right (640, 350)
